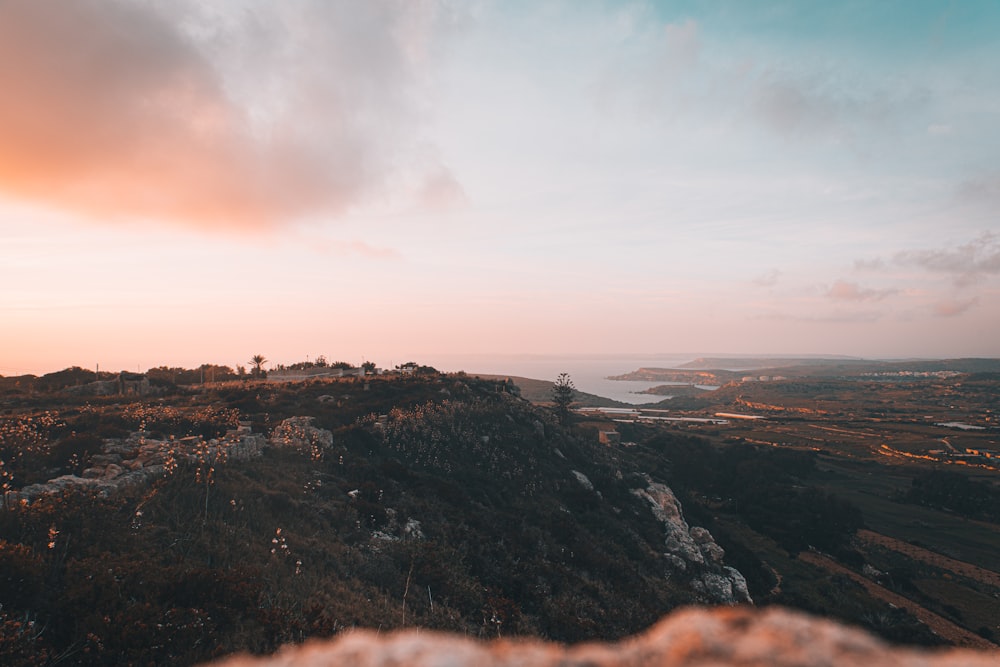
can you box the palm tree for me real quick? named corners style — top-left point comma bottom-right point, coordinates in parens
top-left (249, 354), bottom-right (268, 379)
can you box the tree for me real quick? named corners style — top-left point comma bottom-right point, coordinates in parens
top-left (249, 355), bottom-right (268, 379)
top-left (362, 361), bottom-right (377, 375)
top-left (552, 373), bottom-right (575, 423)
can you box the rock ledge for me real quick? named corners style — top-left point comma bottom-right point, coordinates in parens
top-left (207, 606), bottom-right (997, 667)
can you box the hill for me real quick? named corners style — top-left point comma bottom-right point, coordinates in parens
top-left (0, 374), bottom-right (753, 664)
top-left (471, 374), bottom-right (631, 408)
top-left (1, 370), bottom-right (967, 664)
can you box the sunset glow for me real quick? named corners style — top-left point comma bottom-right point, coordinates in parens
top-left (2, 0), bottom-right (999, 376)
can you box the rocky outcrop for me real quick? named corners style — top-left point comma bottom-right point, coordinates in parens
top-left (205, 606), bottom-right (998, 667)
top-left (632, 478), bottom-right (751, 605)
top-left (571, 470), bottom-right (594, 491)
top-left (8, 425), bottom-right (267, 505)
top-left (269, 417), bottom-right (334, 451)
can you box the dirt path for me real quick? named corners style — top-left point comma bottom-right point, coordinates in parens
top-left (857, 529), bottom-right (1000, 589)
top-left (798, 550), bottom-right (997, 650)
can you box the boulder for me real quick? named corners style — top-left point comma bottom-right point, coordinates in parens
top-left (228, 433), bottom-right (267, 460)
top-left (102, 463), bottom-right (124, 479)
top-left (270, 417), bottom-right (334, 450)
top-left (571, 470), bottom-right (594, 491)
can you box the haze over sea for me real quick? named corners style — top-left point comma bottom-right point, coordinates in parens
top-left (421, 353), bottom-right (701, 405)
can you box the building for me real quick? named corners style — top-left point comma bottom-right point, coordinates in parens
top-left (599, 430), bottom-right (621, 445)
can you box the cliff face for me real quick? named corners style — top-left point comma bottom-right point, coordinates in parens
top-left (632, 479), bottom-right (752, 605)
top-left (206, 606), bottom-right (998, 667)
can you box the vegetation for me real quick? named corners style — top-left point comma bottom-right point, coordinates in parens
top-left (551, 373), bottom-right (575, 424)
top-left (2, 362), bottom-right (994, 663)
top-left (904, 470), bottom-right (1000, 523)
top-left (650, 436), bottom-right (863, 555)
top-left (0, 375), bottom-right (697, 664)
top-left (249, 355), bottom-right (268, 379)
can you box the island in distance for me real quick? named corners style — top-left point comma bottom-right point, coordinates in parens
top-left (607, 356), bottom-right (1000, 406)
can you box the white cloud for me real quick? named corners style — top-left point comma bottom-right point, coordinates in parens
top-left (894, 232), bottom-right (1000, 286)
top-left (0, 0), bottom-right (465, 231)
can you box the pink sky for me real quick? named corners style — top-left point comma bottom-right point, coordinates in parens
top-left (2, 1), bottom-right (999, 376)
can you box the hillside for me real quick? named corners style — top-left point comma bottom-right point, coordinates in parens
top-left (471, 374), bottom-right (631, 408)
top-left (3, 370), bottom-right (977, 664)
top-left (0, 374), bottom-right (752, 664)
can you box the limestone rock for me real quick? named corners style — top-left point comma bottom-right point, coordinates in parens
top-left (102, 463), bottom-right (124, 479)
top-left (203, 606), bottom-right (998, 667)
top-left (631, 482), bottom-right (704, 565)
top-left (9, 425), bottom-right (267, 505)
top-left (725, 566), bottom-right (752, 604)
top-left (403, 518), bottom-right (425, 540)
top-left (90, 453), bottom-right (122, 465)
top-left (270, 417), bottom-right (334, 450)
top-left (631, 478), bottom-right (752, 604)
top-left (228, 433), bottom-right (267, 460)
top-left (699, 541), bottom-right (727, 565)
top-left (571, 470), bottom-right (594, 491)
top-left (693, 572), bottom-right (735, 602)
top-left (15, 474), bottom-right (118, 502)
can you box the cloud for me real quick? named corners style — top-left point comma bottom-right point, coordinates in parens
top-left (416, 165), bottom-right (468, 212)
top-left (853, 257), bottom-right (887, 271)
top-left (595, 12), bottom-right (917, 151)
top-left (956, 174), bottom-right (1000, 207)
top-left (747, 66), bottom-right (916, 146)
top-left (754, 309), bottom-right (882, 324)
top-left (894, 232), bottom-right (1000, 286)
top-left (751, 269), bottom-right (781, 287)
top-left (932, 297), bottom-right (978, 317)
top-left (826, 280), bottom-right (896, 302)
top-left (661, 19), bottom-right (701, 71)
top-left (0, 0), bottom-right (459, 231)
top-left (751, 75), bottom-right (839, 138)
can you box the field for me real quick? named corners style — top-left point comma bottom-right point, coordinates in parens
top-left (591, 362), bottom-right (1000, 645)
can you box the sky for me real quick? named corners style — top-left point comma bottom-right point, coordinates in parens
top-left (2, 0), bottom-right (999, 376)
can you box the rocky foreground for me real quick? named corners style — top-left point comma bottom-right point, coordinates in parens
top-left (208, 606), bottom-right (996, 667)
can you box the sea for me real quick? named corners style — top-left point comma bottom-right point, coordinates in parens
top-left (420, 353), bottom-right (701, 405)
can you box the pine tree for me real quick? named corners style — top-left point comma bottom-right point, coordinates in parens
top-left (552, 372), bottom-right (575, 423)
